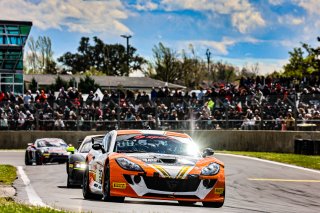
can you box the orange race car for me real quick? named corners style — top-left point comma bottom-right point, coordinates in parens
top-left (82, 130), bottom-right (225, 208)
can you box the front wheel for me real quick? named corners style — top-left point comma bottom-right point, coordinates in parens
top-left (35, 152), bottom-right (43, 165)
top-left (178, 201), bottom-right (196, 206)
top-left (82, 166), bottom-right (102, 200)
top-left (25, 152), bottom-right (32, 165)
top-left (202, 201), bottom-right (224, 208)
top-left (67, 173), bottom-right (72, 188)
top-left (102, 164), bottom-right (124, 202)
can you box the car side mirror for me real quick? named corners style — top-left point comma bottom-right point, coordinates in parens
top-left (202, 148), bottom-right (214, 158)
top-left (92, 143), bottom-right (106, 154)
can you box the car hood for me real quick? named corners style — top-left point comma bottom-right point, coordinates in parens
top-left (125, 153), bottom-right (200, 166)
top-left (40, 147), bottom-right (67, 153)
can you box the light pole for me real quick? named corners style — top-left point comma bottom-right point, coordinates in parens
top-left (121, 35), bottom-right (132, 75)
top-left (206, 48), bottom-right (211, 74)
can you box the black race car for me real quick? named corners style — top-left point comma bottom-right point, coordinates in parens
top-left (25, 138), bottom-right (70, 165)
top-left (66, 135), bottom-right (104, 187)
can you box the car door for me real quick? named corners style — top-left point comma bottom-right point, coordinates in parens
top-left (89, 134), bottom-right (112, 193)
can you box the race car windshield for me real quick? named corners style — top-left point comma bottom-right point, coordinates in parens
top-left (114, 134), bottom-right (199, 157)
top-left (37, 140), bottom-right (66, 148)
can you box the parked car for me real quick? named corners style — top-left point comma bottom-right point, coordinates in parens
top-left (66, 135), bottom-right (104, 187)
top-left (25, 138), bottom-right (69, 165)
top-left (82, 130), bottom-right (225, 207)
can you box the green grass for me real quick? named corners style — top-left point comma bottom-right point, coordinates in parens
top-left (0, 165), bottom-right (16, 185)
top-left (219, 151), bottom-right (320, 170)
top-left (0, 198), bottom-right (71, 213)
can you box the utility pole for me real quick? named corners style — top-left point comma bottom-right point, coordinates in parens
top-left (121, 35), bottom-right (132, 76)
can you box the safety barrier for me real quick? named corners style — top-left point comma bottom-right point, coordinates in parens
top-left (0, 130), bottom-right (319, 153)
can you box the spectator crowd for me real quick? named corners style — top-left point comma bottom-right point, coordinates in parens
top-left (0, 75), bottom-right (319, 131)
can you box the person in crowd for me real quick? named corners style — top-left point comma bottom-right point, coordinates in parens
top-left (54, 115), bottom-right (65, 130)
top-left (285, 112), bottom-right (295, 131)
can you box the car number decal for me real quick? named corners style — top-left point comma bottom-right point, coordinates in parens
top-left (112, 182), bottom-right (126, 189)
top-left (214, 188), bottom-right (224, 194)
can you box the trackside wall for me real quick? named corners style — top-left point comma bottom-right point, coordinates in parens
top-left (0, 130), bottom-right (319, 153)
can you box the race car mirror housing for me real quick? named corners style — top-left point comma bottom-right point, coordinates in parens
top-left (202, 148), bottom-right (214, 158)
top-left (92, 143), bottom-right (106, 154)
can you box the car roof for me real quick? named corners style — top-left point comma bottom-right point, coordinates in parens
top-left (115, 130), bottom-right (190, 139)
top-left (36, 138), bottom-right (65, 142)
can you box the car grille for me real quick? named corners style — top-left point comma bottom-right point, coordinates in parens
top-left (144, 193), bottom-right (199, 199)
top-left (143, 176), bottom-right (200, 192)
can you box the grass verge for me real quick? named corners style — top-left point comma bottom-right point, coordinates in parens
top-left (0, 165), bottom-right (16, 185)
top-left (0, 197), bottom-right (71, 213)
top-left (218, 151), bottom-right (320, 170)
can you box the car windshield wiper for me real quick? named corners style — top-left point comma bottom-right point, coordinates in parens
top-left (117, 150), bottom-right (147, 153)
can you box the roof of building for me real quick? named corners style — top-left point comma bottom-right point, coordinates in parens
top-left (0, 20), bottom-right (32, 26)
top-left (24, 74), bottom-right (186, 89)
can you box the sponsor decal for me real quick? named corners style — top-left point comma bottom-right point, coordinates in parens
top-left (43, 153), bottom-right (50, 158)
top-left (152, 164), bottom-right (171, 178)
top-left (112, 182), bottom-right (126, 189)
top-left (214, 188), bottom-right (224, 194)
top-left (176, 166), bottom-right (190, 179)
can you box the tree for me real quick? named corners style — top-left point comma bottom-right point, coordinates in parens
top-left (213, 61), bottom-right (237, 83)
top-left (49, 75), bottom-right (68, 92)
top-left (26, 36), bottom-right (39, 73)
top-left (283, 38), bottom-right (320, 78)
top-left (152, 42), bottom-right (181, 83)
top-left (68, 77), bottom-right (77, 89)
top-left (25, 36), bottom-right (57, 74)
top-left (58, 37), bottom-right (146, 76)
top-left (29, 77), bottom-right (38, 92)
top-left (78, 75), bottom-right (100, 93)
top-left (180, 46), bottom-right (207, 88)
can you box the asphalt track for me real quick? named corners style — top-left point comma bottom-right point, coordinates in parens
top-left (1, 151), bottom-right (320, 213)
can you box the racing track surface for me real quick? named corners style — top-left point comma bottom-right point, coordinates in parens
top-left (1, 151), bottom-right (320, 213)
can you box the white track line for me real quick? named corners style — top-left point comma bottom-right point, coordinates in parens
top-left (216, 153), bottom-right (320, 174)
top-left (17, 166), bottom-right (49, 207)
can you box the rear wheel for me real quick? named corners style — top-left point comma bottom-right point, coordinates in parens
top-left (102, 164), bottom-right (124, 202)
top-left (82, 166), bottom-right (102, 200)
top-left (25, 152), bottom-right (32, 165)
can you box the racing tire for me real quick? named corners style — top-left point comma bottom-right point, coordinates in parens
top-left (202, 201), bottom-right (224, 208)
top-left (82, 166), bottom-right (102, 200)
top-left (25, 152), bottom-right (32, 166)
top-left (178, 201), bottom-right (196, 206)
top-left (35, 152), bottom-right (43, 165)
top-left (102, 164), bottom-right (125, 203)
top-left (67, 173), bottom-right (72, 188)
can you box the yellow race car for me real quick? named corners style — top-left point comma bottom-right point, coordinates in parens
top-left (83, 130), bottom-right (225, 207)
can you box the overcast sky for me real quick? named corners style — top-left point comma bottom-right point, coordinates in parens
top-left (1, 0), bottom-right (320, 75)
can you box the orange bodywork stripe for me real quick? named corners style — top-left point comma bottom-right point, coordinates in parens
top-left (117, 130), bottom-right (142, 135)
top-left (165, 131), bottom-right (189, 138)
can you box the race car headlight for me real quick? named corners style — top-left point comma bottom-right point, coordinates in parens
top-left (74, 162), bottom-right (86, 169)
top-left (201, 163), bottom-right (220, 176)
top-left (116, 158), bottom-right (143, 172)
